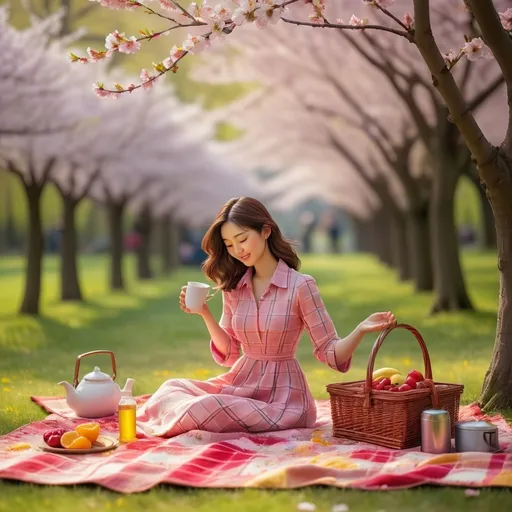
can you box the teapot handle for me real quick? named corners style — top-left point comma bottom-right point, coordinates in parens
top-left (73, 350), bottom-right (117, 388)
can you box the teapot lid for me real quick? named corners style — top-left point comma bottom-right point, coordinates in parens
top-left (83, 366), bottom-right (112, 382)
top-left (456, 420), bottom-right (497, 432)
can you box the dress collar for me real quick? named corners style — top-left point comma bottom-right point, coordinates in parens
top-left (236, 258), bottom-right (290, 290)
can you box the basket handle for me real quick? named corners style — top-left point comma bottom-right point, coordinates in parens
top-left (364, 323), bottom-right (435, 406)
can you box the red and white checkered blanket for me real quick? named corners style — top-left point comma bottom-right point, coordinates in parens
top-left (0, 396), bottom-right (510, 493)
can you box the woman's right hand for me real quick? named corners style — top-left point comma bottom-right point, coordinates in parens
top-left (179, 286), bottom-right (209, 316)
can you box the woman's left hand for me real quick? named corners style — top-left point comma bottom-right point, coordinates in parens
top-left (359, 311), bottom-right (397, 334)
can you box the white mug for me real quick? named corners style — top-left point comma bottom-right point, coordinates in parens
top-left (185, 282), bottom-right (212, 312)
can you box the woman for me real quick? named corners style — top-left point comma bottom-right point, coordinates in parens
top-left (136, 197), bottom-right (396, 437)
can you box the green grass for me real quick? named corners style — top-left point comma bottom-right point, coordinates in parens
top-left (0, 253), bottom-right (511, 510)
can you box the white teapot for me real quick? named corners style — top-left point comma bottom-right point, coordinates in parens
top-left (58, 350), bottom-right (134, 418)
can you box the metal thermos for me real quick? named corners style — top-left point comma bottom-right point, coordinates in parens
top-left (421, 409), bottom-right (452, 453)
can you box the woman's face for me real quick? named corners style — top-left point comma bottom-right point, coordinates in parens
top-left (220, 221), bottom-right (269, 267)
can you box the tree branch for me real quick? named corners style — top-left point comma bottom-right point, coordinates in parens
top-left (466, 0), bottom-right (512, 85)
top-left (78, 168), bottom-right (101, 202)
top-left (341, 31), bottom-right (434, 144)
top-left (41, 157), bottom-right (56, 186)
top-left (413, 0), bottom-right (494, 168)
top-left (280, 17), bottom-right (410, 37)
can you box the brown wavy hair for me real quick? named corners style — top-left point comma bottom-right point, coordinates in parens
top-left (201, 197), bottom-right (300, 290)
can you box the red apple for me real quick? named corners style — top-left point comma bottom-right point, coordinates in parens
top-left (398, 384), bottom-right (413, 392)
top-left (43, 428), bottom-right (68, 448)
top-left (416, 381), bottom-right (428, 389)
top-left (407, 370), bottom-right (424, 382)
top-left (379, 378), bottom-right (391, 387)
top-left (404, 376), bottom-right (418, 389)
top-left (375, 382), bottom-right (386, 390)
top-left (383, 385), bottom-right (392, 390)
top-left (388, 386), bottom-right (399, 392)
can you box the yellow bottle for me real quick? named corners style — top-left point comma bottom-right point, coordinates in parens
top-left (118, 389), bottom-right (137, 443)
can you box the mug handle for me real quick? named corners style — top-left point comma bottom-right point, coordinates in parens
top-left (205, 289), bottom-right (220, 302)
top-left (483, 431), bottom-right (501, 453)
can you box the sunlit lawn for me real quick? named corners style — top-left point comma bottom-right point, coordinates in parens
top-left (0, 252), bottom-right (511, 511)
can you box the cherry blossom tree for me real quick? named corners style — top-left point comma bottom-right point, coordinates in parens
top-left (192, 27), bottom-right (435, 289)
top-left (0, 8), bottom-right (101, 314)
top-left (76, 0), bottom-right (512, 409)
top-left (207, 85), bottom-right (410, 270)
top-left (1, 7), bottom-right (256, 310)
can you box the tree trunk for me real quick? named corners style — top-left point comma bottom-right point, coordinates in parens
top-left (60, 194), bottom-right (83, 301)
top-left (372, 208), bottom-right (394, 267)
top-left (479, 157), bottom-right (512, 410)
top-left (1, 178), bottom-right (18, 252)
top-left (429, 163), bottom-right (473, 313)
top-left (160, 214), bottom-right (179, 275)
top-left (476, 182), bottom-right (497, 250)
top-left (108, 201), bottom-right (125, 291)
top-left (390, 209), bottom-right (411, 281)
top-left (19, 182), bottom-right (44, 315)
top-left (406, 203), bottom-right (433, 292)
top-left (353, 217), bottom-right (370, 252)
top-left (135, 205), bottom-right (153, 280)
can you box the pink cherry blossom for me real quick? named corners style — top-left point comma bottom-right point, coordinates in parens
top-left (105, 30), bottom-right (125, 50)
top-left (308, 15), bottom-right (323, 24)
top-left (214, 4), bottom-right (233, 21)
top-left (255, 1), bottom-right (283, 29)
top-left (140, 69), bottom-right (155, 90)
top-left (443, 49), bottom-right (458, 66)
top-left (93, 83), bottom-right (114, 98)
top-left (349, 15), bottom-right (368, 26)
top-left (182, 34), bottom-right (209, 54)
top-left (463, 37), bottom-right (492, 62)
top-left (232, 0), bottom-right (258, 26)
top-left (89, 0), bottom-right (139, 11)
top-left (206, 18), bottom-right (226, 40)
top-left (119, 36), bottom-right (141, 54)
top-left (171, 44), bottom-right (186, 61)
top-left (499, 8), bottom-right (512, 31)
top-left (403, 12), bottom-right (414, 29)
top-left (87, 47), bottom-right (108, 61)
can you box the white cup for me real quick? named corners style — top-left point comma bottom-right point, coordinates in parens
top-left (185, 281), bottom-right (211, 312)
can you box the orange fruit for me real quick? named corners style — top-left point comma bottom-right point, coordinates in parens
top-left (66, 436), bottom-right (92, 450)
top-left (75, 422), bottom-right (100, 443)
top-left (60, 431), bottom-right (80, 448)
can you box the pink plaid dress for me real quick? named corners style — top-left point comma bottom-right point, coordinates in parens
top-left (136, 259), bottom-right (351, 437)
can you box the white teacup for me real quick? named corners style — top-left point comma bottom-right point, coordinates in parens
top-left (185, 282), bottom-right (211, 312)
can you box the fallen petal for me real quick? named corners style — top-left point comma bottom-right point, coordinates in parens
top-left (464, 488), bottom-right (480, 497)
top-left (297, 503), bottom-right (317, 512)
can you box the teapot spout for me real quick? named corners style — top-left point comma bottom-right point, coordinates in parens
top-left (121, 378), bottom-right (135, 395)
top-left (58, 381), bottom-right (79, 407)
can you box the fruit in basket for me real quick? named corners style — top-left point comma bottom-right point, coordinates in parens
top-left (404, 376), bottom-right (418, 389)
top-left (390, 374), bottom-right (406, 386)
top-left (398, 384), bottom-right (413, 392)
top-left (43, 428), bottom-right (68, 448)
top-left (416, 381), bottom-right (428, 389)
top-left (372, 367), bottom-right (400, 380)
top-left (407, 370), bottom-right (424, 382)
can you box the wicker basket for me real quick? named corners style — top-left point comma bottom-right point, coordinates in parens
top-left (326, 323), bottom-right (464, 450)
